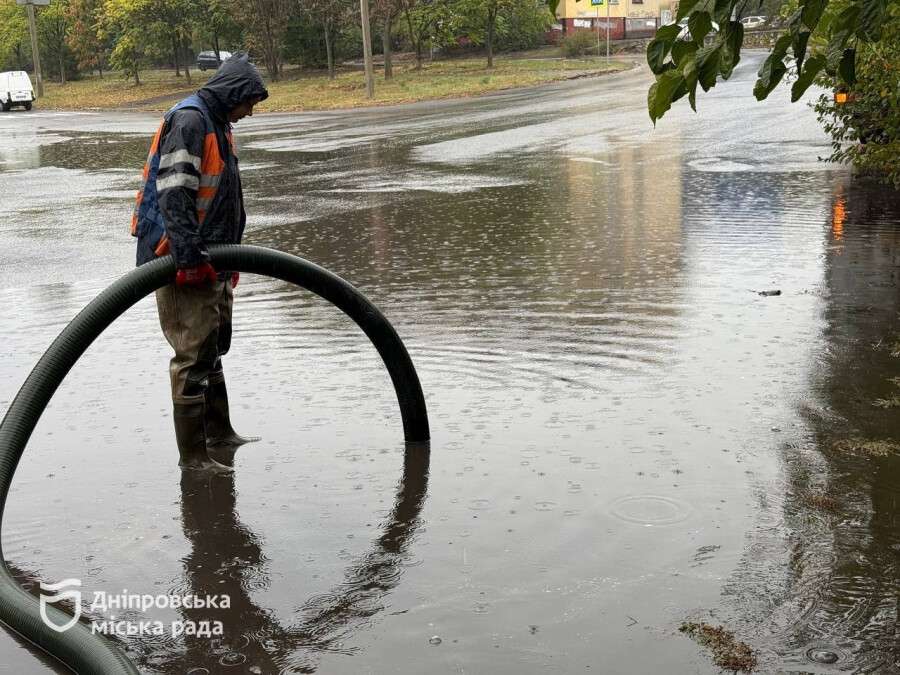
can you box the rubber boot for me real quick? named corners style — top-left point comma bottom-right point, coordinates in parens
top-left (205, 378), bottom-right (260, 449)
top-left (174, 402), bottom-right (233, 473)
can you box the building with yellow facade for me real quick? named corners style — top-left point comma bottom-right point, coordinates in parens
top-left (553, 0), bottom-right (674, 39)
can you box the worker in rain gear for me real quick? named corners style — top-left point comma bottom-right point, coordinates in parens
top-left (131, 53), bottom-right (268, 472)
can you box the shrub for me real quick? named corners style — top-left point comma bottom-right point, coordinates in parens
top-left (560, 30), bottom-right (598, 58)
top-left (814, 12), bottom-right (900, 188)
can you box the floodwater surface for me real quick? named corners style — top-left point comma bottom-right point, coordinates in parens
top-left (1, 53), bottom-right (899, 673)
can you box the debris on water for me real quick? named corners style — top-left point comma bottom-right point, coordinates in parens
top-left (758, 289), bottom-right (781, 296)
top-left (529, 625), bottom-right (539, 634)
top-left (806, 648), bottom-right (840, 664)
top-left (429, 635), bottom-right (443, 645)
top-left (831, 438), bottom-right (900, 457)
top-left (872, 396), bottom-right (900, 409)
top-left (679, 621), bottom-right (757, 672)
top-left (248, 667), bottom-right (263, 674)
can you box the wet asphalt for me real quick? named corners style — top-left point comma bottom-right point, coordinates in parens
top-left (1, 53), bottom-right (899, 673)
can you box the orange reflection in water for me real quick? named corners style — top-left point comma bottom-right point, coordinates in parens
top-left (832, 197), bottom-right (846, 241)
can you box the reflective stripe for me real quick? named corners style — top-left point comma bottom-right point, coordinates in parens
top-left (156, 172), bottom-right (199, 192)
top-left (196, 197), bottom-right (213, 211)
top-left (199, 174), bottom-right (220, 188)
top-left (159, 149), bottom-right (201, 171)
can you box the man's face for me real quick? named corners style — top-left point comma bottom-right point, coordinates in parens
top-left (228, 98), bottom-right (261, 123)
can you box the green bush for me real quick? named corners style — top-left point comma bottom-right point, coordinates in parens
top-left (495, 0), bottom-right (553, 52)
top-left (560, 30), bottom-right (598, 58)
top-left (814, 11), bottom-right (900, 188)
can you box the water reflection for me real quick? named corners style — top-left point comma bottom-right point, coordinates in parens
top-left (148, 445), bottom-right (429, 674)
top-left (722, 180), bottom-right (900, 673)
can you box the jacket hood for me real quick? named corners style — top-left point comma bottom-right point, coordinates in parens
top-left (197, 53), bottom-right (268, 121)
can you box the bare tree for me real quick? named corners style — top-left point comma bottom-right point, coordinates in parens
top-left (238, 0), bottom-right (291, 80)
top-left (372, 0), bottom-right (398, 79)
top-left (303, 0), bottom-right (350, 80)
top-left (398, 0), bottom-right (442, 71)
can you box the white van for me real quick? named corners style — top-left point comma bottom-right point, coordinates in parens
top-left (0, 71), bottom-right (36, 111)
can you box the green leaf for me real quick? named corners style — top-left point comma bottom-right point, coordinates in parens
top-left (754, 52), bottom-right (787, 100)
top-left (719, 20), bottom-right (743, 79)
top-left (831, 4), bottom-right (861, 34)
top-left (545, 0), bottom-right (560, 16)
top-left (799, 0), bottom-right (826, 30)
top-left (711, 0), bottom-right (732, 26)
top-left (648, 69), bottom-right (686, 123)
top-left (768, 33), bottom-right (793, 63)
top-left (656, 22), bottom-right (684, 42)
top-left (672, 39), bottom-right (699, 67)
top-left (646, 23), bottom-right (683, 73)
top-left (858, 0), bottom-right (886, 40)
top-left (826, 28), bottom-right (851, 74)
top-left (697, 44), bottom-right (721, 91)
top-left (671, 79), bottom-right (690, 104)
top-left (675, 0), bottom-right (701, 21)
top-left (647, 39), bottom-right (671, 74)
top-left (682, 54), bottom-right (700, 110)
top-left (688, 11), bottom-right (712, 42)
top-left (790, 53), bottom-right (825, 101)
top-left (838, 48), bottom-right (856, 86)
top-left (792, 30), bottom-right (810, 73)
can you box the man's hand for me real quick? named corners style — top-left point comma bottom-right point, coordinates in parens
top-left (176, 262), bottom-right (217, 287)
top-left (231, 272), bottom-right (239, 288)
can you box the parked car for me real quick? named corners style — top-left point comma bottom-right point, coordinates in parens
top-left (741, 15), bottom-right (768, 29)
top-left (196, 50), bottom-right (232, 71)
top-left (0, 71), bottom-right (35, 111)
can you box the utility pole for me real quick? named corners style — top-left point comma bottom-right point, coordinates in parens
top-left (605, 0), bottom-right (610, 65)
top-left (20, 0), bottom-right (45, 97)
top-left (360, 0), bottom-right (375, 99)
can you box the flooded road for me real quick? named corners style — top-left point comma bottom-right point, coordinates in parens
top-left (1, 52), bottom-right (898, 673)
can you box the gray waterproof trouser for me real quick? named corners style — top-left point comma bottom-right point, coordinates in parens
top-left (156, 280), bottom-right (233, 405)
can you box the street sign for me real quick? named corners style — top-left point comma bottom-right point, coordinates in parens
top-left (16, 0), bottom-right (52, 6)
top-left (590, 0), bottom-right (604, 5)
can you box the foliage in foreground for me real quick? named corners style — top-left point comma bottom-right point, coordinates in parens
top-left (814, 7), bottom-right (900, 187)
top-left (638, 0), bottom-right (899, 185)
top-left (640, 0), bottom-right (893, 120)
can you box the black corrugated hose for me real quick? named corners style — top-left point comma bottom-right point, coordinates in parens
top-left (0, 245), bottom-right (429, 673)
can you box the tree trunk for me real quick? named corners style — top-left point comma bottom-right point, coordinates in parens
top-left (213, 34), bottom-right (221, 62)
top-left (58, 51), bottom-right (66, 84)
top-left (487, 10), bottom-right (495, 69)
top-left (183, 36), bottom-right (191, 84)
top-left (172, 36), bottom-right (181, 76)
top-left (324, 20), bottom-right (335, 79)
top-left (403, 9), bottom-right (422, 70)
top-left (382, 16), bottom-right (392, 79)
